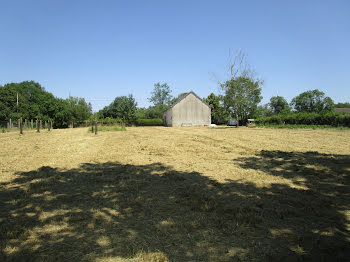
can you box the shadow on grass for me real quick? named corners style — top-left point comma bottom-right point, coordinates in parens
top-left (0, 152), bottom-right (349, 261)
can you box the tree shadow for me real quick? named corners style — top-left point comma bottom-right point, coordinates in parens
top-left (234, 150), bottom-right (350, 261)
top-left (0, 156), bottom-right (349, 261)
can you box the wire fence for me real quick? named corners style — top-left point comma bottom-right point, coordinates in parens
top-left (0, 118), bottom-right (124, 133)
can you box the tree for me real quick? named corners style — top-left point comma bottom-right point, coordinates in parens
top-left (269, 96), bottom-right (291, 114)
top-left (103, 95), bottom-right (137, 124)
top-left (66, 96), bottom-right (92, 125)
top-left (219, 50), bottom-right (263, 127)
top-left (204, 93), bottom-right (228, 124)
top-left (222, 77), bottom-right (262, 126)
top-left (290, 89), bottom-right (334, 113)
top-left (335, 102), bottom-right (350, 108)
top-left (149, 82), bottom-right (173, 106)
top-left (0, 81), bottom-right (92, 128)
top-left (256, 104), bottom-right (273, 117)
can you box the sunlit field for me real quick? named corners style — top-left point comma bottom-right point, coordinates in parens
top-left (1, 127), bottom-right (349, 261)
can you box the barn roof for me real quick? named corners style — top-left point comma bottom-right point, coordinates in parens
top-left (164, 91), bottom-right (211, 114)
top-left (335, 108), bottom-right (350, 113)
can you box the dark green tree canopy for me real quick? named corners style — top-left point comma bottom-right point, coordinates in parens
top-left (0, 81), bottom-right (92, 128)
top-left (204, 93), bottom-right (228, 124)
top-left (269, 96), bottom-right (291, 114)
top-left (149, 82), bottom-right (173, 106)
top-left (101, 95), bottom-right (137, 124)
top-left (291, 89), bottom-right (334, 113)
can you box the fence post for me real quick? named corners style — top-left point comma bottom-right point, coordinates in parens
top-left (24, 119), bottom-right (27, 128)
top-left (95, 120), bottom-right (98, 135)
top-left (40, 120), bottom-right (42, 130)
top-left (7, 122), bottom-right (9, 130)
top-left (20, 118), bottom-right (23, 135)
top-left (36, 120), bottom-right (40, 133)
top-left (31, 119), bottom-right (33, 129)
top-left (48, 120), bottom-right (51, 131)
top-left (18, 119), bottom-right (20, 129)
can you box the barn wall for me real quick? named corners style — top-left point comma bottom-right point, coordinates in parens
top-left (163, 108), bottom-right (173, 127)
top-left (170, 93), bottom-right (211, 127)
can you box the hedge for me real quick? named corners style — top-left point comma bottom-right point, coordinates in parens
top-left (135, 118), bottom-right (163, 126)
top-left (255, 112), bottom-right (350, 127)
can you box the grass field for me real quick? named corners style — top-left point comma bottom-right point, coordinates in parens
top-left (1, 127), bottom-right (349, 261)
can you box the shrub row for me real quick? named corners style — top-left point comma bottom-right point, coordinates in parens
top-left (255, 112), bottom-right (350, 127)
top-left (135, 118), bottom-right (163, 126)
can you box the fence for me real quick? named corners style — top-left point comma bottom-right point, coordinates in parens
top-left (0, 119), bottom-right (53, 132)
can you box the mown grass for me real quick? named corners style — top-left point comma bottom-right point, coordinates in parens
top-left (254, 124), bottom-right (349, 130)
top-left (0, 127), bottom-right (349, 261)
top-left (90, 125), bottom-right (126, 132)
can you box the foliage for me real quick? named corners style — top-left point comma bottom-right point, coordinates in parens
top-left (290, 89), bottom-right (334, 113)
top-left (146, 104), bottom-right (169, 119)
top-left (256, 104), bottom-right (273, 117)
top-left (335, 102), bottom-right (350, 108)
top-left (253, 124), bottom-right (346, 130)
top-left (100, 95), bottom-right (137, 124)
top-left (0, 81), bottom-right (92, 128)
top-left (222, 77), bottom-right (262, 125)
top-left (149, 82), bottom-right (173, 106)
top-left (204, 93), bottom-right (228, 124)
top-left (255, 112), bottom-right (350, 127)
top-left (135, 118), bottom-right (163, 126)
top-left (269, 96), bottom-right (291, 114)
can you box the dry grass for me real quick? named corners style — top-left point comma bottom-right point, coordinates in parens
top-left (0, 127), bottom-right (350, 261)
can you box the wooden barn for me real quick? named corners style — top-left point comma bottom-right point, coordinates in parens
top-left (163, 92), bottom-right (211, 127)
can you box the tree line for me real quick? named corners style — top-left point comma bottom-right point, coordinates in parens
top-left (0, 79), bottom-right (348, 128)
top-left (0, 81), bottom-right (92, 128)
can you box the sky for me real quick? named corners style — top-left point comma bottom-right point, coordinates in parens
top-left (1, 0), bottom-right (349, 111)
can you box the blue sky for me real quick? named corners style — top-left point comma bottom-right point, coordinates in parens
top-left (1, 0), bottom-right (349, 111)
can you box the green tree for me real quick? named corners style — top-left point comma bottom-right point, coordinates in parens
top-left (291, 89), bottom-right (334, 113)
top-left (204, 93), bottom-right (228, 124)
top-left (103, 95), bottom-right (137, 124)
top-left (66, 96), bottom-right (92, 125)
top-left (222, 77), bottom-right (262, 126)
top-left (0, 81), bottom-right (92, 128)
top-left (149, 82), bottom-right (173, 106)
top-left (256, 104), bottom-right (273, 117)
top-left (335, 102), bottom-right (350, 108)
top-left (269, 96), bottom-right (291, 114)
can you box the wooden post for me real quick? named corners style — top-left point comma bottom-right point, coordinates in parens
top-left (31, 119), bottom-right (33, 129)
top-left (95, 121), bottom-right (98, 135)
top-left (20, 118), bottom-right (23, 135)
top-left (36, 120), bottom-right (40, 133)
top-left (7, 122), bottom-right (9, 130)
top-left (18, 119), bottom-right (20, 129)
top-left (9, 119), bottom-right (12, 129)
top-left (48, 120), bottom-right (51, 131)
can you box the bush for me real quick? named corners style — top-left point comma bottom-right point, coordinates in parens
top-left (255, 112), bottom-right (350, 127)
top-left (135, 118), bottom-right (163, 126)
